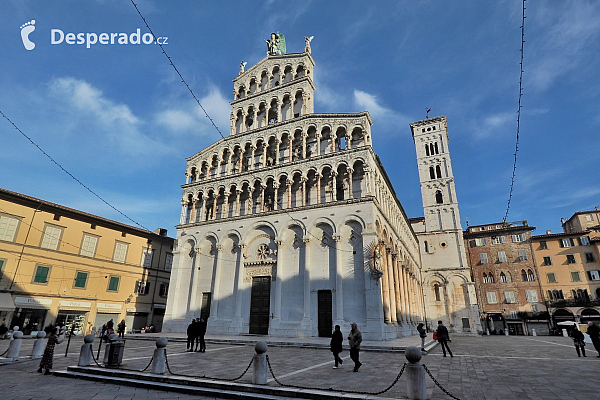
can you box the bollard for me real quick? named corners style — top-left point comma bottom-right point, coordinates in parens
top-left (505, 329), bottom-right (509, 336)
top-left (151, 337), bottom-right (168, 375)
top-left (31, 331), bottom-right (47, 358)
top-left (252, 341), bottom-right (268, 385)
top-left (78, 334), bottom-right (95, 366)
top-left (6, 328), bottom-right (23, 361)
top-left (532, 329), bottom-right (537, 337)
top-left (486, 329), bottom-right (490, 335)
top-left (405, 346), bottom-right (428, 400)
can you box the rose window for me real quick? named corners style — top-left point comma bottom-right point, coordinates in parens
top-left (257, 244), bottom-right (270, 260)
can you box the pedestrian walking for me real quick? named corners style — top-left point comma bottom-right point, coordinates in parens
top-left (117, 319), bottom-right (126, 338)
top-left (587, 321), bottom-right (600, 357)
top-left (436, 320), bottom-right (453, 357)
top-left (37, 327), bottom-right (63, 375)
top-left (197, 318), bottom-right (207, 352)
top-left (570, 327), bottom-right (586, 357)
top-left (186, 319), bottom-right (196, 352)
top-left (330, 325), bottom-right (344, 368)
top-left (348, 322), bottom-right (362, 372)
top-left (417, 322), bottom-right (427, 351)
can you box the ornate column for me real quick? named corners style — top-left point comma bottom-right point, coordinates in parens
top-left (363, 166), bottom-right (372, 195)
top-left (194, 196), bottom-right (202, 222)
top-left (333, 234), bottom-right (344, 325)
top-left (348, 168), bottom-right (354, 199)
top-left (316, 172), bottom-right (321, 204)
top-left (211, 193), bottom-right (218, 220)
top-left (235, 189), bottom-right (242, 217)
top-left (180, 199), bottom-right (187, 225)
top-left (331, 171), bottom-right (338, 202)
top-left (380, 244), bottom-right (391, 323)
top-left (262, 146), bottom-right (268, 168)
top-left (274, 240), bottom-right (283, 321)
top-left (331, 133), bottom-right (336, 153)
top-left (302, 92), bottom-right (309, 115)
top-left (301, 177), bottom-right (307, 207)
top-left (302, 132), bottom-right (307, 159)
top-left (400, 265), bottom-right (409, 324)
top-left (275, 138), bottom-right (281, 165)
top-left (316, 133), bottom-right (322, 156)
top-left (223, 191), bottom-right (230, 218)
top-left (386, 248), bottom-right (397, 324)
top-left (260, 184), bottom-right (266, 213)
top-left (288, 139), bottom-right (293, 162)
top-left (208, 244), bottom-right (224, 322)
top-left (249, 145), bottom-right (256, 170)
top-left (345, 134), bottom-right (351, 150)
top-left (301, 238), bottom-right (312, 325)
top-left (239, 149), bottom-right (245, 173)
top-left (233, 244), bottom-right (245, 322)
top-left (274, 99), bottom-right (280, 123)
top-left (202, 193), bottom-right (209, 221)
top-left (273, 183), bottom-right (280, 210)
top-left (392, 253), bottom-right (402, 323)
top-left (230, 113), bottom-right (236, 136)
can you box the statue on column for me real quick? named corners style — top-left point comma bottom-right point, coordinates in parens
top-left (371, 245), bottom-right (384, 280)
top-left (239, 61), bottom-right (247, 75)
top-left (304, 36), bottom-right (314, 54)
top-left (266, 32), bottom-right (286, 56)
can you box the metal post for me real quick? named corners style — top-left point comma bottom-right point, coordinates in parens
top-left (65, 324), bottom-right (75, 357)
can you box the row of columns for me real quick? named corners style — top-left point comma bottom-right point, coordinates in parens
top-left (182, 167), bottom-right (366, 225)
top-left (380, 245), bottom-right (422, 325)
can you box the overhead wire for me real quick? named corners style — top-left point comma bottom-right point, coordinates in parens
top-left (130, 0), bottom-right (360, 254)
top-left (503, 0), bottom-right (526, 222)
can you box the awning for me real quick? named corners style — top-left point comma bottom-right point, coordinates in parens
top-left (0, 292), bottom-right (16, 312)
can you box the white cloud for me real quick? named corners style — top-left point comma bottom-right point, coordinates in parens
top-left (353, 89), bottom-right (410, 131)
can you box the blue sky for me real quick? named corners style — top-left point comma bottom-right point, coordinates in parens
top-left (1, 1), bottom-right (599, 237)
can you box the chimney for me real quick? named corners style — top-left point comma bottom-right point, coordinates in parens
top-left (546, 230), bottom-right (551, 235)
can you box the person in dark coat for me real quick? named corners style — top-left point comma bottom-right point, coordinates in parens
top-left (436, 320), bottom-right (453, 357)
top-left (586, 322), bottom-right (600, 357)
top-left (37, 327), bottom-right (62, 375)
top-left (186, 319), bottom-right (196, 352)
top-left (571, 327), bottom-right (586, 357)
top-left (196, 318), bottom-right (207, 352)
top-left (417, 323), bottom-right (427, 351)
top-left (117, 320), bottom-right (126, 338)
top-left (330, 325), bottom-right (344, 368)
top-left (348, 322), bottom-right (362, 372)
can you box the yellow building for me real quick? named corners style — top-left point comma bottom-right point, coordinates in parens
top-left (532, 226), bottom-right (600, 327)
top-left (0, 187), bottom-right (174, 336)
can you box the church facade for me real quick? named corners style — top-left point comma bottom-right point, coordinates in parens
top-left (162, 40), bottom-right (424, 340)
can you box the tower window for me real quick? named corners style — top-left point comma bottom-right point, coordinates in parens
top-left (425, 144), bottom-right (430, 156)
top-left (436, 165), bottom-right (442, 178)
top-left (435, 190), bottom-right (443, 204)
top-left (434, 142), bottom-right (439, 154)
top-left (429, 166), bottom-right (435, 179)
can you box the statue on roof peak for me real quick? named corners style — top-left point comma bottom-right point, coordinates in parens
top-left (266, 32), bottom-right (286, 56)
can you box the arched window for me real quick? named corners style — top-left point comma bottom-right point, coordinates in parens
top-left (435, 190), bottom-right (443, 204)
top-left (488, 273), bottom-right (495, 283)
top-left (434, 142), bottom-right (439, 154)
top-left (436, 165), bottom-right (442, 178)
top-left (500, 272), bottom-right (507, 282)
top-left (429, 166), bottom-right (435, 180)
top-left (425, 144), bottom-right (430, 156)
top-left (430, 143), bottom-right (435, 155)
top-left (521, 269), bottom-right (528, 281)
top-left (553, 289), bottom-right (560, 300)
top-left (483, 273), bottom-right (488, 283)
top-left (434, 284), bottom-right (441, 301)
top-left (527, 269), bottom-right (535, 281)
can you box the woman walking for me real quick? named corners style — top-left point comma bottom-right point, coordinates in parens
top-left (330, 325), bottom-right (344, 368)
top-left (37, 327), bottom-right (63, 375)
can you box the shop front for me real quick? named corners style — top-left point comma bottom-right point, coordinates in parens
top-left (11, 297), bottom-right (53, 335)
top-left (92, 302), bottom-right (124, 333)
top-left (0, 292), bottom-right (16, 330)
top-left (151, 305), bottom-right (166, 332)
top-left (56, 300), bottom-right (91, 336)
top-left (125, 307), bottom-right (150, 333)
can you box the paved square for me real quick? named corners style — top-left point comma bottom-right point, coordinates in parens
top-left (0, 334), bottom-right (599, 399)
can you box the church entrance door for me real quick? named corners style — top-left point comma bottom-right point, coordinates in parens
top-left (249, 276), bottom-right (271, 334)
top-left (318, 290), bottom-right (333, 337)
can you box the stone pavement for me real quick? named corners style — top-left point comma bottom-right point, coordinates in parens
top-left (0, 334), bottom-right (599, 399)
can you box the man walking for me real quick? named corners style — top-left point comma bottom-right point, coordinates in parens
top-left (587, 322), bottom-right (600, 357)
top-left (196, 318), bottom-right (207, 352)
top-left (186, 319), bottom-right (196, 352)
top-left (436, 320), bottom-right (453, 357)
top-left (348, 322), bottom-right (362, 372)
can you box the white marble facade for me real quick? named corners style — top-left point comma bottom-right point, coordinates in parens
top-left (162, 45), bottom-right (424, 340)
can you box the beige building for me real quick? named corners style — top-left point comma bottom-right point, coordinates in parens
top-left (464, 221), bottom-right (548, 335)
top-left (532, 215), bottom-right (600, 327)
top-left (0, 187), bottom-right (174, 335)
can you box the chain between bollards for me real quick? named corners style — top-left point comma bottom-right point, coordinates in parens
top-left (0, 346), bottom-right (9, 357)
top-left (164, 349), bottom-right (254, 381)
top-left (89, 344), bottom-right (153, 373)
top-left (266, 354), bottom-right (406, 396)
top-left (423, 364), bottom-right (462, 400)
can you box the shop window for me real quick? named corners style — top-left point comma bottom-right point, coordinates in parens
top-left (107, 276), bottom-right (120, 292)
top-left (33, 265), bottom-right (50, 284)
top-left (73, 271), bottom-right (89, 288)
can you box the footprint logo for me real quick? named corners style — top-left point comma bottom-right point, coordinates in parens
top-left (20, 20), bottom-right (36, 50)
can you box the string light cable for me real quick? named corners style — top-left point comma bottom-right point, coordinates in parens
top-left (503, 0), bottom-right (526, 222)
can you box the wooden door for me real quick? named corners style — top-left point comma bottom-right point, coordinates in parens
top-left (318, 290), bottom-right (333, 337)
top-left (250, 276), bottom-right (271, 335)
